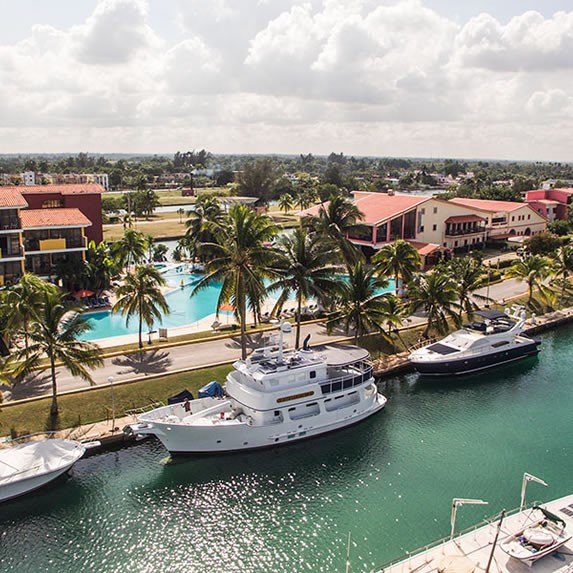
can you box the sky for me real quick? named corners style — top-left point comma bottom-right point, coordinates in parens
top-left (0, 0), bottom-right (572, 162)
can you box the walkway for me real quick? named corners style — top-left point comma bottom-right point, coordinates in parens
top-left (3, 278), bottom-right (528, 403)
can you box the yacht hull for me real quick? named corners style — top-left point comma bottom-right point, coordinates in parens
top-left (136, 393), bottom-right (386, 455)
top-left (411, 340), bottom-right (540, 376)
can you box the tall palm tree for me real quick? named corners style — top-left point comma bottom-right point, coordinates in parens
top-left (84, 240), bottom-right (119, 293)
top-left (13, 290), bottom-right (103, 417)
top-left (377, 294), bottom-right (409, 350)
top-left (551, 244), bottom-right (573, 304)
top-left (372, 240), bottom-right (421, 297)
top-left (3, 273), bottom-right (58, 349)
top-left (193, 204), bottom-right (280, 359)
top-left (444, 256), bottom-right (488, 318)
top-left (185, 196), bottom-right (223, 261)
top-left (111, 228), bottom-right (147, 270)
top-left (309, 194), bottom-right (366, 266)
top-left (278, 193), bottom-right (294, 215)
top-left (113, 265), bottom-right (170, 349)
top-left (506, 255), bottom-right (553, 307)
top-left (408, 271), bottom-right (462, 339)
top-left (268, 228), bottom-right (341, 348)
top-left (327, 261), bottom-right (392, 344)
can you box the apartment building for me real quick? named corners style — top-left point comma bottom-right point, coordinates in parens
top-left (524, 188), bottom-right (573, 222)
top-left (0, 189), bottom-right (27, 286)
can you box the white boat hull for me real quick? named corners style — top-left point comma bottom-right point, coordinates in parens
top-left (135, 392), bottom-right (386, 454)
top-left (0, 439), bottom-right (86, 502)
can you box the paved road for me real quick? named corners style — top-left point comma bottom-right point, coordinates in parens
top-left (4, 278), bottom-right (528, 402)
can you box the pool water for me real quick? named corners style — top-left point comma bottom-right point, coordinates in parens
top-left (82, 268), bottom-right (395, 341)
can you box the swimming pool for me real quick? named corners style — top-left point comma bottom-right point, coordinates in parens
top-left (82, 269), bottom-right (395, 341)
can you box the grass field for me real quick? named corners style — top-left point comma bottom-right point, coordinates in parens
top-left (0, 364), bottom-right (234, 437)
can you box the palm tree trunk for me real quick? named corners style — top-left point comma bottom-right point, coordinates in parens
top-left (138, 314), bottom-right (143, 349)
top-left (50, 355), bottom-right (58, 417)
top-left (295, 290), bottom-right (303, 349)
top-left (239, 294), bottom-right (247, 360)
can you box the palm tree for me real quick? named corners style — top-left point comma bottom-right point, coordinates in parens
top-left (377, 294), bottom-right (409, 350)
top-left (84, 240), bottom-right (119, 293)
top-left (443, 256), bottom-right (488, 318)
top-left (327, 261), bottom-right (392, 344)
top-left (278, 193), bottom-right (294, 215)
top-left (193, 204), bottom-right (280, 359)
top-left (372, 240), bottom-right (421, 296)
top-left (113, 265), bottom-right (170, 349)
top-left (551, 245), bottom-right (573, 304)
top-left (408, 271), bottom-right (462, 339)
top-left (111, 228), bottom-right (147, 270)
top-left (506, 255), bottom-right (553, 308)
top-left (13, 290), bottom-right (103, 417)
top-left (3, 273), bottom-right (58, 349)
top-left (185, 196), bottom-right (222, 261)
top-left (309, 194), bottom-right (366, 266)
top-left (268, 228), bottom-right (340, 348)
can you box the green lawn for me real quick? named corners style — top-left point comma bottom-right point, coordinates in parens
top-left (0, 365), bottom-right (233, 438)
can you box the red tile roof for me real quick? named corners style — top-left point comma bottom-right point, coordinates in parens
top-left (406, 240), bottom-right (442, 256)
top-left (450, 198), bottom-right (526, 212)
top-left (3, 184), bottom-right (105, 195)
top-left (445, 214), bottom-right (486, 224)
top-left (20, 208), bottom-right (92, 229)
top-left (0, 188), bottom-right (28, 208)
top-left (299, 193), bottom-right (429, 225)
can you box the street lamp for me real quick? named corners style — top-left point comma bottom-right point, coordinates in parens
top-left (107, 376), bottom-right (116, 433)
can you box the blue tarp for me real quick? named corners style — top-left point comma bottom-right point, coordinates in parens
top-left (198, 381), bottom-right (225, 398)
top-left (167, 389), bottom-right (195, 405)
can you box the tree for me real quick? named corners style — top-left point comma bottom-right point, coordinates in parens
top-left (236, 158), bottom-right (277, 203)
top-left (527, 232), bottom-right (562, 255)
top-left (84, 241), bottom-right (119, 293)
top-left (112, 265), bottom-right (170, 349)
top-left (268, 228), bottom-right (340, 348)
top-left (185, 195), bottom-right (223, 261)
top-left (551, 244), bottom-right (573, 303)
top-left (443, 256), bottom-right (488, 318)
top-left (111, 229), bottom-right (147, 269)
top-left (278, 193), bottom-right (294, 215)
top-left (3, 273), bottom-right (58, 349)
top-left (327, 262), bottom-right (392, 344)
top-left (193, 204), bottom-right (280, 359)
top-left (408, 272), bottom-right (462, 338)
top-left (548, 220), bottom-right (570, 236)
top-left (372, 240), bottom-right (421, 296)
top-left (309, 194), bottom-right (366, 266)
top-left (506, 255), bottom-right (553, 307)
top-left (13, 290), bottom-right (103, 417)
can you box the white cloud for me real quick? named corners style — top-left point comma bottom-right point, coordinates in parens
top-left (0, 0), bottom-right (572, 160)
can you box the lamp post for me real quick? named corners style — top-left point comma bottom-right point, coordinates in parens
top-left (108, 376), bottom-right (115, 433)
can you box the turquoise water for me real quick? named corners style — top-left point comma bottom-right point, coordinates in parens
top-left (82, 272), bottom-right (396, 341)
top-left (1, 325), bottom-right (572, 572)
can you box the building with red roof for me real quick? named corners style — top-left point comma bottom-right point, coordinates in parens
top-left (524, 188), bottom-right (573, 222)
top-left (0, 183), bottom-right (105, 285)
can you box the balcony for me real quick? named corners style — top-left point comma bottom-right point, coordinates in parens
top-left (0, 245), bottom-right (24, 259)
top-left (25, 236), bottom-right (87, 253)
top-left (0, 217), bottom-right (21, 232)
top-left (445, 227), bottom-right (486, 237)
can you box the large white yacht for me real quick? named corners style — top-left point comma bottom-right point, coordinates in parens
top-left (409, 305), bottom-right (540, 376)
top-left (128, 323), bottom-right (387, 454)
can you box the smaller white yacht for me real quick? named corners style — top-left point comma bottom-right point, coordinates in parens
top-left (409, 305), bottom-right (540, 376)
top-left (0, 438), bottom-right (86, 502)
top-left (128, 322), bottom-right (387, 454)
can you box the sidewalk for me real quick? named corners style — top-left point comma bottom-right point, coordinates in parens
top-left (3, 278), bottom-right (528, 403)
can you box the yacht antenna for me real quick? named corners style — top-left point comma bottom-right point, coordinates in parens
top-left (277, 319), bottom-right (292, 363)
top-left (520, 472), bottom-right (547, 510)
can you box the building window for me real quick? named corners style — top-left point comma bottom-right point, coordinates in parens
top-left (42, 199), bottom-right (64, 209)
top-left (528, 214), bottom-right (531, 219)
top-left (433, 207), bottom-right (438, 214)
top-left (310, 371), bottom-right (316, 379)
top-left (432, 224), bottom-right (437, 231)
top-left (512, 216), bottom-right (515, 221)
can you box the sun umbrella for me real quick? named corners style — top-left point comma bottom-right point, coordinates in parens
top-left (72, 289), bottom-right (95, 299)
top-left (218, 303), bottom-right (235, 312)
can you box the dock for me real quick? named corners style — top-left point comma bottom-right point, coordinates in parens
top-left (371, 495), bottom-right (573, 573)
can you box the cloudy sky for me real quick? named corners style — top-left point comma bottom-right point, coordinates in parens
top-left (1, 0), bottom-right (572, 161)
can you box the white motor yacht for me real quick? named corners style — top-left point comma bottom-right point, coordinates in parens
top-left (0, 438), bottom-right (86, 502)
top-left (409, 305), bottom-right (540, 376)
top-left (128, 322), bottom-right (387, 454)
